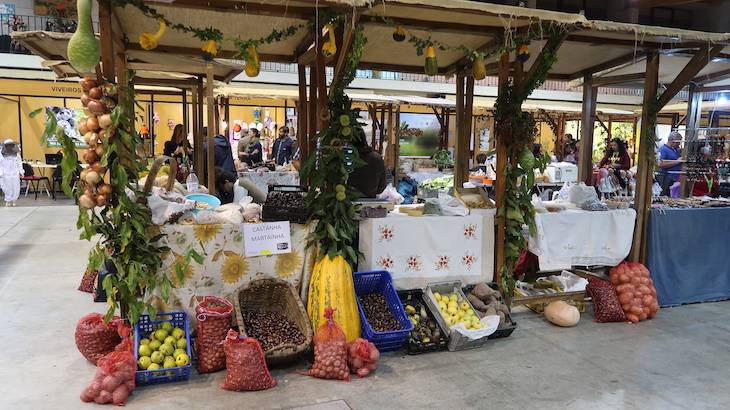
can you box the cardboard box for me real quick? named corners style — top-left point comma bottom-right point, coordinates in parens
top-left (545, 163), bottom-right (578, 183)
top-left (454, 187), bottom-right (493, 207)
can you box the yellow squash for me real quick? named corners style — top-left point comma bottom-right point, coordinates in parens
top-left (307, 254), bottom-right (361, 343)
top-left (321, 23), bottom-right (337, 57)
top-left (245, 44), bottom-right (260, 77)
top-left (139, 18), bottom-right (166, 51)
top-left (201, 40), bottom-right (218, 62)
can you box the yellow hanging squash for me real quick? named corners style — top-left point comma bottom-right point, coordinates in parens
top-left (321, 23), bottom-right (337, 57)
top-left (139, 18), bottom-right (167, 51)
top-left (201, 40), bottom-right (218, 62)
top-left (245, 44), bottom-right (260, 77)
top-left (424, 46), bottom-right (438, 76)
top-left (472, 58), bottom-right (486, 80)
top-left (307, 254), bottom-right (361, 343)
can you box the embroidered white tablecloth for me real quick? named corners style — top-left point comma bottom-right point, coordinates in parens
top-left (239, 171), bottom-right (300, 193)
top-left (358, 212), bottom-right (495, 290)
top-left (528, 209), bottom-right (636, 266)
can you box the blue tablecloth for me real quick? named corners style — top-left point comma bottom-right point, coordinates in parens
top-left (646, 207), bottom-right (730, 307)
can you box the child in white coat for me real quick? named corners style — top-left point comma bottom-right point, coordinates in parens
top-left (0, 139), bottom-right (24, 206)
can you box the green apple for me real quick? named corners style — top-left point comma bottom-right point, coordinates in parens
top-left (175, 338), bottom-right (187, 350)
top-left (175, 353), bottom-right (190, 367)
top-left (154, 329), bottom-right (169, 342)
top-left (150, 351), bottom-right (165, 364)
top-left (171, 328), bottom-right (185, 340)
top-left (138, 356), bottom-right (152, 370)
top-left (160, 321), bottom-right (174, 333)
top-left (164, 336), bottom-right (176, 345)
top-left (139, 338), bottom-right (151, 346)
top-left (173, 348), bottom-right (186, 360)
top-left (137, 344), bottom-right (153, 357)
top-left (159, 342), bottom-right (175, 357)
top-left (148, 339), bottom-right (162, 351)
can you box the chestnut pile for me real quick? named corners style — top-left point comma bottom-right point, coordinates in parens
top-left (358, 293), bottom-right (402, 332)
top-left (239, 310), bottom-right (306, 351)
top-left (265, 191), bottom-right (307, 209)
top-left (76, 76), bottom-right (116, 210)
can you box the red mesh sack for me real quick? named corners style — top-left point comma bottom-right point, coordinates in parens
top-left (195, 296), bottom-right (233, 374)
top-left (586, 279), bottom-right (626, 323)
top-left (609, 261), bottom-right (660, 324)
top-left (75, 313), bottom-right (122, 365)
top-left (346, 338), bottom-right (380, 377)
top-left (301, 307), bottom-right (350, 381)
top-left (221, 330), bottom-right (277, 391)
top-left (78, 268), bottom-right (99, 293)
top-left (80, 325), bottom-right (136, 405)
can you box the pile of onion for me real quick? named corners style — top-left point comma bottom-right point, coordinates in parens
top-left (76, 76), bottom-right (116, 210)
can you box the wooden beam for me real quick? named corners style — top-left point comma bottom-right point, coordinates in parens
top-left (494, 50), bottom-right (510, 286)
top-left (579, 76), bottom-right (597, 185)
top-left (131, 78), bottom-right (199, 88)
top-left (126, 62), bottom-right (210, 75)
top-left (697, 84), bottom-right (730, 93)
top-left (566, 34), bottom-right (705, 51)
top-left (524, 29), bottom-right (570, 85)
top-left (693, 67), bottom-right (730, 85)
top-left (627, 0), bottom-right (723, 8)
top-left (366, 16), bottom-right (504, 36)
top-left (160, 0), bottom-right (316, 19)
top-left (588, 72), bottom-right (646, 87)
top-left (206, 63), bottom-right (216, 194)
top-left (330, 13), bottom-right (361, 96)
top-left (570, 51), bottom-right (645, 81)
top-left (126, 42), bottom-right (294, 64)
top-left (297, 63), bottom-right (308, 164)
top-left (657, 44), bottom-right (724, 108)
top-left (98, 0), bottom-right (115, 82)
top-left (630, 51), bottom-right (659, 264)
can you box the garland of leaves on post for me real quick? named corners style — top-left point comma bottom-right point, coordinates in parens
top-left (493, 25), bottom-right (567, 305)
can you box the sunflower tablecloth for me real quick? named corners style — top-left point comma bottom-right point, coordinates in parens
top-left (147, 223), bottom-right (316, 324)
top-left (358, 212), bottom-right (495, 290)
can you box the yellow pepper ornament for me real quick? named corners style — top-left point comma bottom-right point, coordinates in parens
top-left (201, 40), bottom-right (218, 62)
top-left (321, 23), bottom-right (337, 57)
top-left (139, 18), bottom-right (167, 51)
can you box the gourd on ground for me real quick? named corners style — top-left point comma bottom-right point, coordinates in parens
top-left (544, 300), bottom-right (580, 327)
top-left (307, 254), bottom-right (361, 343)
top-left (67, 0), bottom-right (100, 73)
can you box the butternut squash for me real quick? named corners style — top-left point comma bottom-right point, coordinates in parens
top-left (544, 300), bottom-right (580, 327)
top-left (307, 254), bottom-right (361, 343)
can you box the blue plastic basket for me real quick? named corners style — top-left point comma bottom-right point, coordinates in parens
top-left (134, 311), bottom-right (192, 386)
top-left (354, 270), bottom-right (412, 353)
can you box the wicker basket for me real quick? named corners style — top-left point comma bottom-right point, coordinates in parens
top-left (232, 277), bottom-right (313, 364)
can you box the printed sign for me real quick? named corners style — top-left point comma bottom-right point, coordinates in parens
top-left (242, 221), bottom-right (292, 257)
top-left (46, 106), bottom-right (86, 148)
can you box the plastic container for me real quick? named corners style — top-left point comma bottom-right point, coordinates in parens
top-left (186, 170), bottom-right (198, 193)
top-left (512, 282), bottom-right (586, 314)
top-left (397, 289), bottom-right (449, 354)
top-left (353, 270), bottom-right (412, 353)
top-left (185, 193), bottom-right (221, 214)
top-left (462, 283), bottom-right (517, 339)
top-left (134, 311), bottom-right (192, 386)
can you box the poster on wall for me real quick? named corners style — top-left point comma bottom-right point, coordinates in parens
top-left (34, 0), bottom-right (77, 19)
top-left (398, 113), bottom-right (441, 157)
top-left (46, 106), bottom-right (86, 148)
top-left (0, 4), bottom-right (16, 21)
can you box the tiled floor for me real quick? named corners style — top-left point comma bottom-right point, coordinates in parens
top-left (1, 204), bottom-right (729, 409)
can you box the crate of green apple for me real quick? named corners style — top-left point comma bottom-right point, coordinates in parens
top-left (134, 311), bottom-right (192, 386)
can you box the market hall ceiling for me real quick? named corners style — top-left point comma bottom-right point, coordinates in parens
top-left (12, 0), bottom-right (730, 90)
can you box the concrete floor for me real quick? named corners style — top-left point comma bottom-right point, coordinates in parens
top-left (1, 200), bottom-right (730, 410)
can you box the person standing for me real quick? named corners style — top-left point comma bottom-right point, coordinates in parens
top-left (0, 139), bottom-right (24, 206)
top-left (271, 126), bottom-right (294, 165)
top-left (657, 131), bottom-right (683, 196)
top-left (163, 124), bottom-right (190, 160)
top-left (202, 127), bottom-right (237, 183)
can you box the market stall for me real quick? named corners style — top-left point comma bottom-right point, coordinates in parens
top-left (239, 170), bottom-right (301, 194)
top-left (358, 210), bottom-right (496, 290)
top-left (646, 205), bottom-right (730, 307)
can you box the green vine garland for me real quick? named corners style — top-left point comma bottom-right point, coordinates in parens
top-left (641, 94), bottom-right (661, 162)
top-left (493, 25), bottom-right (566, 304)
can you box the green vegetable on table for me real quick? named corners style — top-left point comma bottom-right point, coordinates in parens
top-left (418, 175), bottom-right (454, 191)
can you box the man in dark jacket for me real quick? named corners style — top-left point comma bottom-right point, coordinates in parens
top-left (271, 126), bottom-right (294, 165)
top-left (203, 127), bottom-right (237, 179)
top-left (348, 126), bottom-right (387, 198)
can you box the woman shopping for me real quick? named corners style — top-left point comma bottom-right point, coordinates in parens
top-left (238, 128), bottom-right (263, 167)
top-left (0, 139), bottom-right (24, 206)
top-left (163, 124), bottom-right (190, 160)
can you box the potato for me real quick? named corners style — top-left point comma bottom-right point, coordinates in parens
top-left (467, 294), bottom-right (486, 310)
top-left (471, 283), bottom-right (494, 301)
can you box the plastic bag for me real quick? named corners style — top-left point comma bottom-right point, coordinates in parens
top-left (556, 181), bottom-right (573, 201)
top-left (438, 194), bottom-right (469, 216)
top-left (221, 330), bottom-right (277, 391)
top-left (538, 270), bottom-right (589, 292)
top-left (79, 325), bottom-right (136, 405)
top-left (346, 338), bottom-right (380, 377)
top-left (376, 183), bottom-right (404, 205)
top-left (78, 268), bottom-right (99, 293)
top-left (75, 313), bottom-right (121, 365)
top-left (196, 296), bottom-right (234, 374)
top-left (531, 194), bottom-right (548, 213)
top-left (422, 198), bottom-right (442, 215)
top-left (609, 261), bottom-right (659, 324)
top-left (302, 307), bottom-right (350, 381)
top-left (568, 181), bottom-right (598, 206)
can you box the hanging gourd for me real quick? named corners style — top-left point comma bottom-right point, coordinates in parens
top-left (139, 18), bottom-right (167, 51)
top-left (392, 25), bottom-right (406, 42)
top-left (424, 46), bottom-right (438, 76)
top-left (472, 57), bottom-right (486, 80)
top-left (67, 0), bottom-right (100, 73)
top-left (307, 254), bottom-right (361, 343)
top-left (244, 44), bottom-right (260, 77)
top-left (201, 40), bottom-right (218, 62)
top-left (517, 43), bottom-right (531, 62)
top-left (321, 23), bottom-right (337, 57)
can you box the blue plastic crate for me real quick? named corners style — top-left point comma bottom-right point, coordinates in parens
top-left (354, 270), bottom-right (412, 353)
top-left (134, 311), bottom-right (192, 386)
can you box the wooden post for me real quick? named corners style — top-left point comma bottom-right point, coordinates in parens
top-left (579, 75), bottom-right (598, 185)
top-left (97, 0), bottom-right (115, 82)
top-left (297, 63), bottom-right (308, 163)
top-left (316, 46), bottom-right (328, 131)
top-left (630, 51), bottom-right (659, 263)
top-left (182, 90), bottom-right (189, 155)
top-left (494, 50), bottom-right (510, 285)
top-left (206, 63), bottom-right (216, 192)
top-left (393, 106), bottom-right (401, 184)
top-left (308, 61), bottom-right (318, 163)
top-left (385, 104), bottom-right (395, 168)
top-left (455, 73), bottom-right (474, 187)
top-left (455, 72), bottom-right (465, 185)
top-left (681, 83), bottom-right (703, 197)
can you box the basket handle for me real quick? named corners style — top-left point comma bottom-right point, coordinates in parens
top-left (144, 155), bottom-right (179, 193)
top-left (266, 343), bottom-right (298, 354)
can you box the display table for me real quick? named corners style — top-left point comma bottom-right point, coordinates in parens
top-left (647, 207), bottom-right (730, 307)
top-left (151, 222), bottom-right (315, 321)
top-left (358, 210), bottom-right (495, 290)
top-left (528, 209), bottom-right (636, 266)
top-left (239, 170), bottom-right (300, 193)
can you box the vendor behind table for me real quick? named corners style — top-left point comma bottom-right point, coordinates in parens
top-left (347, 126), bottom-right (386, 198)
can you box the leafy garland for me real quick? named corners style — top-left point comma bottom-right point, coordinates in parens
top-left (641, 94), bottom-right (661, 162)
top-left (32, 76), bottom-right (170, 325)
top-left (493, 25), bottom-right (567, 305)
top-left (300, 24), bottom-right (368, 267)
